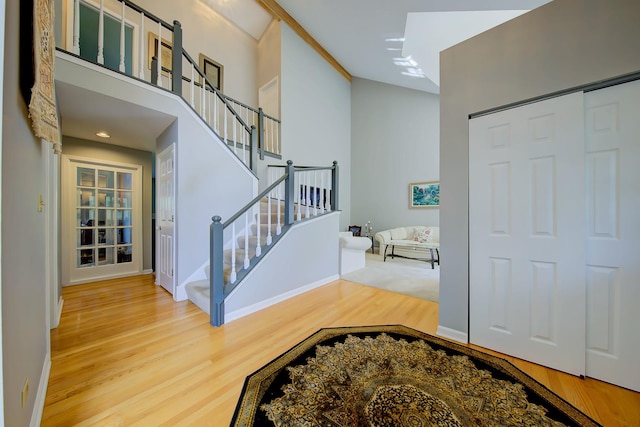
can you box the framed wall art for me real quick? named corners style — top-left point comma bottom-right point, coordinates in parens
top-left (410, 181), bottom-right (440, 208)
top-left (199, 53), bottom-right (223, 91)
top-left (148, 32), bottom-right (172, 75)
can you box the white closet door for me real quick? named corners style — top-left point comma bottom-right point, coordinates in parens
top-left (156, 144), bottom-right (176, 296)
top-left (469, 93), bottom-right (586, 376)
top-left (584, 80), bottom-right (640, 392)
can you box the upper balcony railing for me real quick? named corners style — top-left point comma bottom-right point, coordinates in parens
top-left (59, 0), bottom-right (282, 170)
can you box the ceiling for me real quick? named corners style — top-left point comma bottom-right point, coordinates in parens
top-left (228, 0), bottom-right (553, 93)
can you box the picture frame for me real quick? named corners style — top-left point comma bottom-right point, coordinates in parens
top-left (148, 32), bottom-right (172, 75)
top-left (199, 53), bottom-right (223, 91)
top-left (410, 181), bottom-right (440, 208)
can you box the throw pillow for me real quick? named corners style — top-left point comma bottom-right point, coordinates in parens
top-left (413, 229), bottom-right (432, 243)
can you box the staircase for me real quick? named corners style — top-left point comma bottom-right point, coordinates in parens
top-left (185, 197), bottom-right (311, 315)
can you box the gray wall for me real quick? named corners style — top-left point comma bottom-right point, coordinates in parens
top-left (2, 0), bottom-right (48, 423)
top-left (62, 137), bottom-right (154, 273)
top-left (440, 0), bottom-right (640, 336)
top-left (351, 77), bottom-right (439, 240)
top-left (280, 23), bottom-right (352, 231)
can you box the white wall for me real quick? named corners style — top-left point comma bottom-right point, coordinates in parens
top-left (279, 23), bottom-right (351, 231)
top-left (440, 0), bottom-right (640, 337)
top-left (2, 0), bottom-right (48, 424)
top-left (351, 78), bottom-right (439, 236)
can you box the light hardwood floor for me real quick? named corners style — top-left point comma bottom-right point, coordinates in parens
top-left (42, 274), bottom-right (639, 426)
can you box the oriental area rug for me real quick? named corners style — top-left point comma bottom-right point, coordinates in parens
top-left (231, 325), bottom-right (601, 427)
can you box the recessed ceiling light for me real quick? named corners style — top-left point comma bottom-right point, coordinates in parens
top-left (96, 131), bottom-right (111, 138)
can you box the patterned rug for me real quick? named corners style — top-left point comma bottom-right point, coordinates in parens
top-left (231, 325), bottom-right (600, 426)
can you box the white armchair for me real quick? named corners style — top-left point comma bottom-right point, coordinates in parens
top-left (339, 231), bottom-right (372, 275)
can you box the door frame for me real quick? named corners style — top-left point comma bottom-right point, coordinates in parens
top-left (61, 154), bottom-right (143, 285)
top-left (155, 144), bottom-right (176, 296)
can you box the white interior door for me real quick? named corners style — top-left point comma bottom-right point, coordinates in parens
top-left (584, 80), bottom-right (640, 392)
top-left (156, 144), bottom-right (175, 295)
top-left (469, 92), bottom-right (586, 376)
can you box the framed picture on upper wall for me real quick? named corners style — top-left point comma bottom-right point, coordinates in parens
top-left (199, 53), bottom-right (223, 91)
top-left (148, 32), bottom-right (172, 76)
top-left (410, 181), bottom-right (440, 208)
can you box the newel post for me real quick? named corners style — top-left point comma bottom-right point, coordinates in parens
top-left (171, 20), bottom-right (183, 96)
top-left (150, 56), bottom-right (159, 87)
top-left (211, 216), bottom-right (224, 326)
top-left (258, 107), bottom-right (265, 160)
top-left (284, 160), bottom-right (295, 225)
top-left (331, 161), bottom-right (339, 211)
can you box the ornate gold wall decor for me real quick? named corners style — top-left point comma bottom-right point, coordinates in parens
top-left (29, 0), bottom-right (61, 153)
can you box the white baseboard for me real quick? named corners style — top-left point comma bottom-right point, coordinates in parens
top-left (436, 325), bottom-right (468, 344)
top-left (174, 285), bottom-right (188, 302)
top-left (225, 275), bottom-right (339, 323)
top-left (30, 353), bottom-right (51, 427)
top-left (143, 269), bottom-right (154, 275)
top-left (53, 297), bottom-right (64, 329)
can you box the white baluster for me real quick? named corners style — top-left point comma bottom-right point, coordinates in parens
top-left (224, 107), bottom-right (228, 149)
top-left (73, 0), bottom-right (80, 54)
top-left (242, 123), bottom-right (246, 164)
top-left (190, 65), bottom-right (194, 107)
top-left (277, 122), bottom-right (281, 154)
top-left (296, 173), bottom-right (301, 222)
top-left (138, 12), bottom-right (145, 79)
top-left (156, 21), bottom-right (162, 87)
top-left (97, 0), bottom-right (105, 64)
top-left (213, 96), bottom-right (218, 133)
top-left (230, 223), bottom-right (237, 283)
top-left (119, 1), bottom-right (125, 72)
top-left (201, 74), bottom-right (206, 120)
top-left (255, 200), bottom-right (262, 257)
top-left (266, 192), bottom-right (272, 245)
top-left (305, 173), bottom-right (311, 218)
top-left (276, 170), bottom-right (282, 235)
top-left (313, 170), bottom-right (318, 216)
top-left (320, 170), bottom-right (327, 213)
top-left (233, 114), bottom-right (237, 156)
top-left (243, 214), bottom-right (250, 269)
top-left (326, 170), bottom-right (332, 212)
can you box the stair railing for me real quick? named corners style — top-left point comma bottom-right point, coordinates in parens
top-left (210, 160), bottom-right (339, 326)
top-left (63, 0), bottom-right (282, 170)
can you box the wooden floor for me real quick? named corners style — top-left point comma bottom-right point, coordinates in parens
top-left (42, 275), bottom-right (639, 426)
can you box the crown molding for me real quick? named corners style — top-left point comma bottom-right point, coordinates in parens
top-left (257, 0), bottom-right (352, 82)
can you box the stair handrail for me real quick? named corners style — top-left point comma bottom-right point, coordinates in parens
top-left (210, 160), bottom-right (339, 326)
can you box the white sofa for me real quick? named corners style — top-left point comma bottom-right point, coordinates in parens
top-left (374, 226), bottom-right (440, 268)
top-left (339, 231), bottom-right (372, 275)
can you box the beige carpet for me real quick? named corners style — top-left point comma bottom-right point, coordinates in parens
top-left (341, 253), bottom-right (439, 302)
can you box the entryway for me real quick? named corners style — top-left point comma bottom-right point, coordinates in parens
top-left (61, 155), bottom-right (143, 285)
